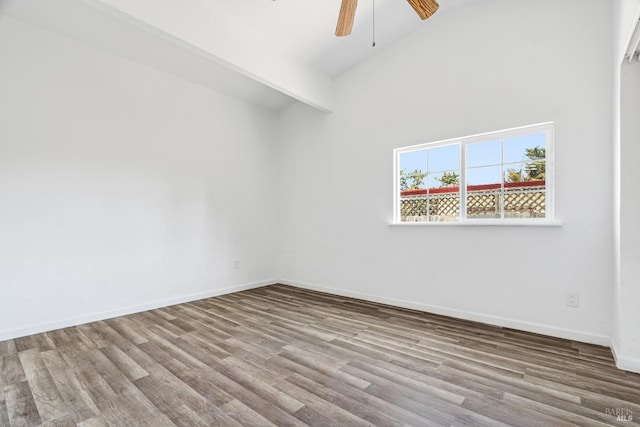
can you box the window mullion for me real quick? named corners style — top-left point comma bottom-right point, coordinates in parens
top-left (460, 142), bottom-right (466, 222)
top-left (395, 152), bottom-right (401, 223)
top-left (425, 149), bottom-right (430, 222)
top-left (500, 138), bottom-right (505, 219)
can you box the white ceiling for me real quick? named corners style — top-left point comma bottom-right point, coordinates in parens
top-left (0, 0), bottom-right (479, 111)
top-left (197, 0), bottom-right (477, 78)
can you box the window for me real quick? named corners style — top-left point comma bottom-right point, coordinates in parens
top-left (394, 123), bottom-right (553, 224)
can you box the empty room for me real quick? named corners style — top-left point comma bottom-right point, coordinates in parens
top-left (1, 0), bottom-right (640, 425)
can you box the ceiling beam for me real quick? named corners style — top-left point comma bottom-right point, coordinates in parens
top-left (82, 0), bottom-right (333, 112)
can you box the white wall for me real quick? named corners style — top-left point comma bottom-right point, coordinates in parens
top-left (277, 0), bottom-right (614, 344)
top-left (616, 60), bottom-right (640, 370)
top-left (0, 15), bottom-right (277, 340)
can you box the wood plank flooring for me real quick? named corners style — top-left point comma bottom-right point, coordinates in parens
top-left (1, 284), bottom-right (639, 426)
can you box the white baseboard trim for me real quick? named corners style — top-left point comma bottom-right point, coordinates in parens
top-left (0, 279), bottom-right (277, 342)
top-left (278, 278), bottom-right (611, 347)
top-left (610, 340), bottom-right (640, 373)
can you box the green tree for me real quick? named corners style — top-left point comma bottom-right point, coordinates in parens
top-left (525, 146), bottom-right (545, 181)
top-left (400, 169), bottom-right (427, 190)
top-left (505, 167), bottom-right (524, 183)
top-left (435, 171), bottom-right (459, 187)
top-left (504, 146), bottom-right (545, 183)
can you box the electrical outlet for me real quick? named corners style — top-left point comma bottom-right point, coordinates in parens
top-left (565, 292), bottom-right (579, 308)
top-left (233, 259), bottom-right (240, 269)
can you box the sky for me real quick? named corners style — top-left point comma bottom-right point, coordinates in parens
top-left (399, 132), bottom-right (545, 188)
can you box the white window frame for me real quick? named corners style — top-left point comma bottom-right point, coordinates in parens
top-left (393, 122), bottom-right (555, 226)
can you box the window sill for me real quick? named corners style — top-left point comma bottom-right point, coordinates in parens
top-left (389, 220), bottom-right (563, 227)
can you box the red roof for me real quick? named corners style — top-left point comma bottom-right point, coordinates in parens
top-left (401, 180), bottom-right (545, 196)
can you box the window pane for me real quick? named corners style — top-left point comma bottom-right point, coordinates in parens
top-left (466, 140), bottom-right (501, 168)
top-left (466, 165), bottom-right (501, 219)
top-left (503, 162), bottom-right (528, 184)
top-left (428, 144), bottom-right (459, 173)
top-left (427, 170), bottom-right (460, 188)
top-left (400, 193), bottom-right (427, 222)
top-left (466, 165), bottom-right (501, 186)
top-left (399, 150), bottom-right (427, 222)
top-left (525, 158), bottom-right (546, 182)
top-left (399, 150), bottom-right (426, 189)
top-left (428, 171), bottom-right (460, 222)
top-left (502, 139), bottom-right (546, 217)
top-left (504, 174), bottom-right (546, 219)
top-left (503, 133), bottom-right (546, 165)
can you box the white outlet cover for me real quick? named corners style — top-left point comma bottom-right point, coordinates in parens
top-left (565, 292), bottom-right (579, 308)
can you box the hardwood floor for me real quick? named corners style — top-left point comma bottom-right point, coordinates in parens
top-left (1, 284), bottom-right (639, 426)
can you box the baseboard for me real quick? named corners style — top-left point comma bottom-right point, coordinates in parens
top-left (0, 279), bottom-right (277, 342)
top-left (610, 340), bottom-right (640, 373)
top-left (278, 278), bottom-right (611, 347)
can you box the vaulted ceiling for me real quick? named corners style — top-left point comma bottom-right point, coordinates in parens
top-left (0, 0), bottom-right (478, 111)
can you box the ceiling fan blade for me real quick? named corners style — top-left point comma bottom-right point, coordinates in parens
top-left (336, 0), bottom-right (358, 37)
top-left (407, 0), bottom-right (439, 20)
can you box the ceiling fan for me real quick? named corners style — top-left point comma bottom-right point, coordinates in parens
top-left (335, 0), bottom-right (439, 37)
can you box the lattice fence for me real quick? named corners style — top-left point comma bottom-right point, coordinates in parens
top-left (400, 184), bottom-right (545, 222)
